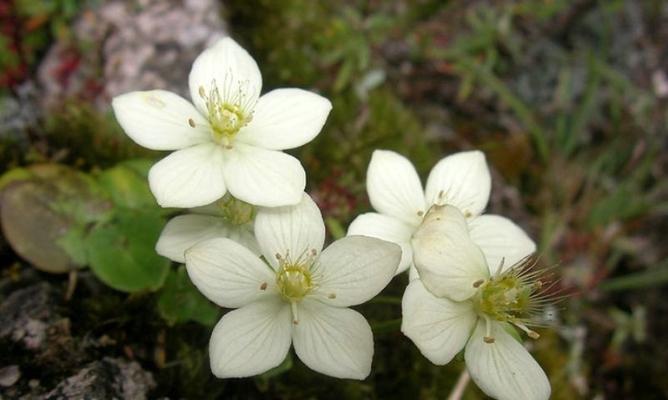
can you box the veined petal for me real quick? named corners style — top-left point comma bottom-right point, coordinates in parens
top-left (184, 238), bottom-right (277, 308)
top-left (465, 320), bottom-right (551, 400)
top-left (412, 205), bottom-right (489, 301)
top-left (209, 300), bottom-right (292, 378)
top-left (424, 151), bottom-right (491, 217)
top-left (222, 144), bottom-right (305, 207)
top-left (366, 150), bottom-right (426, 225)
top-left (148, 143), bottom-right (226, 208)
top-left (469, 215), bottom-right (536, 276)
top-left (189, 37), bottom-right (262, 116)
top-left (401, 280), bottom-right (477, 365)
top-left (347, 212), bottom-right (416, 274)
top-left (156, 214), bottom-right (259, 263)
top-left (254, 193), bottom-right (325, 269)
top-left (292, 300), bottom-right (373, 380)
top-left (236, 89), bottom-right (332, 150)
top-left (112, 90), bottom-right (210, 150)
top-left (314, 236), bottom-right (400, 307)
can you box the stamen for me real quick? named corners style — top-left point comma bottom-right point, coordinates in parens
top-left (473, 279), bottom-right (485, 288)
top-left (291, 302), bottom-right (299, 325)
top-left (260, 282), bottom-right (267, 291)
top-left (513, 321), bottom-right (540, 339)
top-left (188, 118), bottom-right (196, 128)
top-left (417, 210), bottom-right (424, 217)
top-left (483, 316), bottom-right (495, 344)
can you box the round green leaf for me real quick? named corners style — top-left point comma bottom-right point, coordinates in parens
top-left (97, 161), bottom-right (156, 209)
top-left (86, 210), bottom-right (169, 292)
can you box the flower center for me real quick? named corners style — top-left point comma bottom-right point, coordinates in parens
top-left (472, 258), bottom-right (548, 342)
top-left (277, 264), bottom-right (313, 301)
top-left (275, 249), bottom-right (318, 303)
top-left (198, 84), bottom-right (252, 147)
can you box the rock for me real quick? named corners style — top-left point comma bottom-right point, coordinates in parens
top-left (0, 283), bottom-right (55, 350)
top-left (37, 0), bottom-right (227, 111)
top-left (0, 365), bottom-right (21, 387)
top-left (41, 358), bottom-right (155, 400)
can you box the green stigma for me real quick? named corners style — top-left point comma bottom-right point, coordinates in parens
top-left (216, 194), bottom-right (254, 225)
top-left (277, 264), bottom-right (313, 302)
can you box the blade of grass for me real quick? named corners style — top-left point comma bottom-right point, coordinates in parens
top-left (458, 57), bottom-right (550, 163)
top-left (599, 259), bottom-right (668, 292)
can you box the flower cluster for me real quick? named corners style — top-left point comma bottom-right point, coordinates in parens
top-left (113, 37), bottom-right (552, 398)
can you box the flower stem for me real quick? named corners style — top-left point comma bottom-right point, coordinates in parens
top-left (447, 369), bottom-right (470, 400)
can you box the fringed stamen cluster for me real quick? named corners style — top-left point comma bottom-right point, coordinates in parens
top-left (473, 256), bottom-right (563, 342)
top-left (198, 77), bottom-right (254, 146)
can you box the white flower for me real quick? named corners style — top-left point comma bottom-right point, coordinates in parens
top-left (347, 149), bottom-right (535, 276)
top-left (402, 205), bottom-right (550, 400)
top-left (184, 193), bottom-right (401, 379)
top-left (155, 197), bottom-right (260, 263)
top-left (112, 37), bottom-right (332, 208)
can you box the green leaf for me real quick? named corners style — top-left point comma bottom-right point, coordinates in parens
top-left (0, 167), bottom-right (32, 191)
top-left (157, 266), bottom-right (220, 326)
top-left (56, 225), bottom-right (89, 266)
top-left (599, 259), bottom-right (668, 292)
top-left (86, 209), bottom-right (169, 292)
top-left (98, 162), bottom-right (156, 209)
top-left (0, 165), bottom-right (112, 273)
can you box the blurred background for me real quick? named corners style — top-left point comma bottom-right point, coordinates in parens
top-left (0, 0), bottom-right (666, 398)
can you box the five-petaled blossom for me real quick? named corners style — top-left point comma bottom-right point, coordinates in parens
top-left (156, 195), bottom-right (260, 263)
top-left (347, 149), bottom-right (536, 276)
top-left (402, 205), bottom-right (550, 400)
top-left (184, 194), bottom-right (401, 379)
top-left (112, 37), bottom-right (332, 208)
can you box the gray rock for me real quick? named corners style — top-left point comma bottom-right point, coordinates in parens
top-left (0, 283), bottom-right (54, 350)
top-left (0, 365), bottom-right (21, 388)
top-left (37, 0), bottom-right (227, 111)
top-left (41, 358), bottom-right (156, 400)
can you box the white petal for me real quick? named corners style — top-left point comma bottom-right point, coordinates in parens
top-left (189, 37), bottom-right (262, 115)
top-left (469, 215), bottom-right (536, 276)
top-left (209, 300), bottom-right (292, 378)
top-left (184, 238), bottom-right (277, 308)
top-left (236, 89), bottom-right (332, 150)
top-left (366, 150), bottom-right (426, 225)
top-left (424, 151), bottom-right (491, 217)
top-left (112, 90), bottom-right (210, 150)
top-left (347, 212), bottom-right (416, 274)
top-left (465, 320), bottom-right (551, 400)
top-left (314, 236), bottom-right (401, 307)
top-left (155, 214), bottom-right (259, 263)
top-left (408, 266), bottom-right (420, 281)
top-left (254, 193), bottom-right (325, 269)
top-left (148, 143), bottom-right (226, 208)
top-left (292, 300), bottom-right (373, 380)
top-left (401, 280), bottom-right (477, 365)
top-left (412, 205), bottom-right (489, 301)
top-left (222, 144), bottom-right (305, 207)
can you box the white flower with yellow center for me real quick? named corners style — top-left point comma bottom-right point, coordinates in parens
top-left (402, 205), bottom-right (551, 400)
top-left (347, 149), bottom-right (535, 276)
top-left (184, 194), bottom-right (401, 379)
top-left (112, 37), bottom-right (332, 208)
top-left (155, 195), bottom-right (260, 263)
